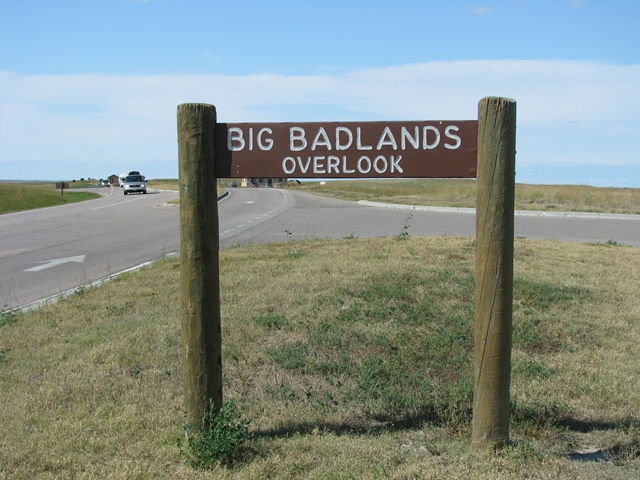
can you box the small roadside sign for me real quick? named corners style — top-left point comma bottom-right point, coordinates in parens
top-left (55, 182), bottom-right (70, 195)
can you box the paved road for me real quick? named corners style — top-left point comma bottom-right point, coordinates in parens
top-left (219, 188), bottom-right (477, 246)
top-left (1, 188), bottom-right (180, 311)
top-left (220, 188), bottom-right (640, 247)
top-left (2, 186), bottom-right (639, 311)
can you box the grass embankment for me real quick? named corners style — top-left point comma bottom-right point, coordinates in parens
top-left (147, 179), bottom-right (179, 191)
top-left (1, 237), bottom-right (639, 478)
top-left (0, 182), bottom-right (101, 215)
top-left (293, 179), bottom-right (640, 214)
top-left (66, 180), bottom-right (103, 189)
top-left (148, 179), bottom-right (226, 198)
top-left (5, 179), bottom-right (638, 215)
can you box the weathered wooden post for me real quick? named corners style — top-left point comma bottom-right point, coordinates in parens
top-left (472, 96), bottom-right (516, 448)
top-left (177, 103), bottom-right (223, 430)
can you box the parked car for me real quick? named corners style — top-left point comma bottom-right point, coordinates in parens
top-left (123, 174), bottom-right (147, 195)
top-left (228, 181), bottom-right (237, 188)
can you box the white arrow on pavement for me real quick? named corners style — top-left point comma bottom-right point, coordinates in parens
top-left (24, 255), bottom-right (86, 272)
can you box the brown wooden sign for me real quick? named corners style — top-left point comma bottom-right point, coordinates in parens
top-left (178, 99), bottom-right (516, 449)
top-left (55, 182), bottom-right (69, 195)
top-left (215, 121), bottom-right (478, 179)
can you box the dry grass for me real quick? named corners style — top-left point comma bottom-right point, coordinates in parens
top-left (147, 178), bottom-right (180, 190)
top-left (148, 179), bottom-right (224, 197)
top-left (132, 178), bottom-right (640, 214)
top-left (293, 179), bottom-right (640, 214)
top-left (1, 238), bottom-right (639, 478)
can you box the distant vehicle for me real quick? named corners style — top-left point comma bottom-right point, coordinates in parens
top-left (250, 182), bottom-right (259, 188)
top-left (97, 179), bottom-right (109, 186)
top-left (228, 182), bottom-right (237, 188)
top-left (120, 171), bottom-right (142, 187)
top-left (123, 174), bottom-right (147, 195)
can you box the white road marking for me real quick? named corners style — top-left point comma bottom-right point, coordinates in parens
top-left (220, 189), bottom-right (292, 237)
top-left (25, 255), bottom-right (86, 272)
top-left (92, 196), bottom-right (145, 210)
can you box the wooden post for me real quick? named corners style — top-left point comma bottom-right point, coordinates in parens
top-left (177, 103), bottom-right (222, 430)
top-left (472, 97), bottom-right (516, 448)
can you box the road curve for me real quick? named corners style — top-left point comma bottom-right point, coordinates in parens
top-left (2, 187), bottom-right (639, 311)
top-left (1, 188), bottom-right (180, 311)
top-left (221, 188), bottom-right (640, 248)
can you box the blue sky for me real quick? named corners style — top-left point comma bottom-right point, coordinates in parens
top-left (1, 0), bottom-right (639, 186)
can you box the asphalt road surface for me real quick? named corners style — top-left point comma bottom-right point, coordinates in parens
top-left (1, 188), bottom-right (179, 311)
top-left (2, 186), bottom-right (639, 311)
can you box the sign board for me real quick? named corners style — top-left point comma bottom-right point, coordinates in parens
top-left (56, 182), bottom-right (69, 195)
top-left (178, 98), bottom-right (515, 448)
top-left (215, 121), bottom-right (478, 179)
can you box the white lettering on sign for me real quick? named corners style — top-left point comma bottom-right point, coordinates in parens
top-left (336, 127), bottom-right (353, 150)
top-left (226, 122), bottom-right (469, 177)
top-left (228, 127), bottom-right (274, 151)
top-left (284, 126), bottom-right (460, 153)
top-left (290, 127), bottom-right (306, 151)
top-left (356, 127), bottom-right (373, 150)
top-left (282, 155), bottom-right (403, 175)
top-left (311, 128), bottom-right (331, 150)
top-left (444, 125), bottom-right (461, 149)
top-left (377, 127), bottom-right (397, 150)
top-left (424, 126), bottom-right (440, 149)
top-left (228, 125), bottom-right (462, 154)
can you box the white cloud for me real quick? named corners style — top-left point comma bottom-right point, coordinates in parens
top-left (1, 60), bottom-right (639, 183)
top-left (473, 5), bottom-right (495, 15)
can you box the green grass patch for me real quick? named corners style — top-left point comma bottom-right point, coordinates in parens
top-left (0, 182), bottom-right (100, 214)
top-left (178, 400), bottom-right (251, 468)
top-left (1, 238), bottom-right (640, 478)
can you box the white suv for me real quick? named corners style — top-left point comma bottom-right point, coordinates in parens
top-left (123, 175), bottom-right (147, 195)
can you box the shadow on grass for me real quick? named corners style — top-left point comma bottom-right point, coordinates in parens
top-left (555, 417), bottom-right (640, 463)
top-left (251, 406), bottom-right (462, 440)
top-left (251, 410), bottom-right (639, 441)
top-left (240, 409), bottom-right (640, 469)
top-left (566, 435), bottom-right (640, 463)
top-left (558, 416), bottom-right (638, 433)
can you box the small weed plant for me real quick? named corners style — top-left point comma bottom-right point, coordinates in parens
top-left (395, 208), bottom-right (414, 239)
top-left (0, 309), bottom-right (17, 328)
top-left (179, 400), bottom-right (251, 468)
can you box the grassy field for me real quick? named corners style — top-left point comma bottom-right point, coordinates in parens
top-left (3, 179), bottom-right (639, 215)
top-left (292, 179), bottom-right (640, 214)
top-left (147, 178), bottom-right (181, 191)
top-left (1, 236), bottom-right (639, 478)
top-left (151, 178), bottom-right (640, 214)
top-left (148, 179), bottom-right (225, 198)
top-left (0, 182), bottom-right (101, 214)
